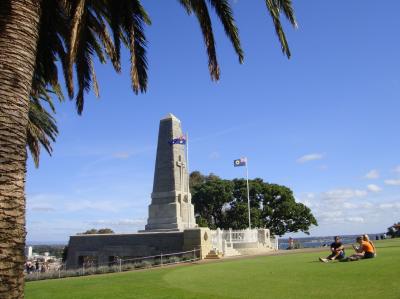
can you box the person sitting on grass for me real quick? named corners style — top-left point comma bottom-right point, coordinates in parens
top-left (363, 234), bottom-right (377, 257)
top-left (345, 236), bottom-right (375, 261)
top-left (319, 236), bottom-right (345, 262)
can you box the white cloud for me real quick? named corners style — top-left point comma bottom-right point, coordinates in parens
top-left (65, 200), bottom-right (133, 213)
top-left (296, 153), bottom-right (324, 164)
top-left (343, 202), bottom-right (357, 209)
top-left (347, 216), bottom-right (364, 223)
top-left (308, 193), bottom-right (315, 199)
top-left (322, 188), bottom-right (367, 203)
top-left (30, 206), bottom-right (55, 212)
top-left (360, 202), bottom-right (374, 209)
top-left (393, 165), bottom-right (400, 173)
top-left (319, 216), bottom-right (345, 224)
top-left (295, 193), bottom-right (318, 209)
top-left (365, 169), bottom-right (379, 179)
top-left (27, 193), bottom-right (61, 212)
top-left (113, 152), bottom-right (131, 159)
top-left (384, 179), bottom-right (400, 186)
top-left (292, 187), bottom-right (399, 237)
top-left (342, 201), bottom-right (375, 210)
top-left (367, 184), bottom-right (382, 193)
top-left (90, 219), bottom-right (145, 226)
top-left (319, 211), bottom-right (343, 219)
top-left (378, 202), bottom-right (400, 209)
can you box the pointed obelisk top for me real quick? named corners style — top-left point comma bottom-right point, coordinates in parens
top-left (162, 113), bottom-right (181, 122)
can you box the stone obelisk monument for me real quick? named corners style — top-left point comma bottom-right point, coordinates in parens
top-left (144, 113), bottom-right (196, 231)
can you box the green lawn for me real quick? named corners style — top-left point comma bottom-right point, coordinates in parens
top-left (26, 239), bottom-right (400, 299)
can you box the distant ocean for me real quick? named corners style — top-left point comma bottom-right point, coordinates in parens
top-left (278, 233), bottom-right (385, 250)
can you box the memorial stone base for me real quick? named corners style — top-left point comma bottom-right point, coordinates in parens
top-left (66, 228), bottom-right (211, 269)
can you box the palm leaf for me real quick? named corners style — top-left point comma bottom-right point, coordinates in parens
top-left (128, 0), bottom-right (149, 93)
top-left (27, 93), bottom-right (58, 168)
top-left (275, 0), bottom-right (297, 28)
top-left (207, 0), bottom-right (243, 63)
top-left (92, 10), bottom-right (121, 72)
top-left (180, 0), bottom-right (220, 80)
top-left (265, 0), bottom-right (297, 58)
top-left (67, 0), bottom-right (86, 97)
top-left (105, 0), bottom-right (150, 93)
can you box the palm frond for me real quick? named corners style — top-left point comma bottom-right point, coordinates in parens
top-left (107, 0), bottom-right (149, 94)
top-left (274, 0), bottom-right (297, 28)
top-left (179, 0), bottom-right (193, 14)
top-left (129, 0), bottom-right (149, 93)
top-left (66, 1), bottom-right (114, 113)
top-left (75, 27), bottom-right (95, 114)
top-left (180, 0), bottom-right (219, 80)
top-left (92, 10), bottom-right (121, 72)
top-left (67, 0), bottom-right (87, 97)
top-left (63, 0), bottom-right (151, 112)
top-left (106, 1), bottom-right (124, 70)
top-left (207, 0), bottom-right (243, 63)
top-left (27, 94), bottom-right (58, 168)
top-left (34, 0), bottom-right (68, 99)
top-left (26, 0), bottom-right (67, 167)
top-left (90, 59), bottom-right (99, 98)
top-left (265, 0), bottom-right (297, 58)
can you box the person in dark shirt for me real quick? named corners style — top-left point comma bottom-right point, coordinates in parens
top-left (319, 236), bottom-right (345, 262)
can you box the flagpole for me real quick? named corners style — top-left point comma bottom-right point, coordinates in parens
top-left (246, 158), bottom-right (251, 229)
top-left (186, 132), bottom-right (190, 228)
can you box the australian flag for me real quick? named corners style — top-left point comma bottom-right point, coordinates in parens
top-left (169, 135), bottom-right (186, 145)
top-left (234, 157), bottom-right (247, 167)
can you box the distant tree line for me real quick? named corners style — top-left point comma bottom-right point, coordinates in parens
top-left (78, 228), bottom-right (115, 235)
top-left (190, 172), bottom-right (317, 236)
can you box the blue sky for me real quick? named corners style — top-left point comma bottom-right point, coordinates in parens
top-left (26, 0), bottom-right (400, 243)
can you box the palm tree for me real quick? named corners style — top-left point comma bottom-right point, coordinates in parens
top-left (0, 1), bottom-right (296, 297)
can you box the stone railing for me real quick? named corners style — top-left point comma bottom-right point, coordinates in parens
top-left (222, 229), bottom-right (258, 243)
top-left (211, 228), bottom-right (277, 256)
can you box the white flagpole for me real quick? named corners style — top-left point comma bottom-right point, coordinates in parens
top-left (245, 158), bottom-right (251, 229)
top-left (186, 132), bottom-right (190, 228)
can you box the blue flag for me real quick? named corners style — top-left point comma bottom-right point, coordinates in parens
top-left (169, 135), bottom-right (186, 145)
top-left (234, 157), bottom-right (247, 167)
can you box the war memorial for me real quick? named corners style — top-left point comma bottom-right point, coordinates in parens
top-left (66, 114), bottom-right (276, 269)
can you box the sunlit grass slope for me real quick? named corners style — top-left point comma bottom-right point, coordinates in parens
top-left (26, 239), bottom-right (400, 299)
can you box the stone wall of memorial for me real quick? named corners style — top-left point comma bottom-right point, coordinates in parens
top-left (66, 232), bottom-right (184, 269)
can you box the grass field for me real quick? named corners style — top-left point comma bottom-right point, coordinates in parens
top-left (26, 239), bottom-right (400, 299)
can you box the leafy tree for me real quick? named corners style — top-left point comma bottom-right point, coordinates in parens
top-left (189, 171), bottom-right (206, 191)
top-left (387, 222), bottom-right (400, 238)
top-left (61, 246), bottom-right (69, 263)
top-left (191, 174), bottom-right (233, 229)
top-left (191, 172), bottom-right (317, 236)
top-left (260, 183), bottom-right (317, 236)
top-left (0, 1), bottom-right (296, 296)
top-left (225, 201), bottom-right (264, 230)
